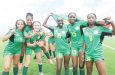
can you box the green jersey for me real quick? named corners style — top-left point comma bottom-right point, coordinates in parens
top-left (48, 32), bottom-right (54, 44)
top-left (68, 21), bottom-right (87, 48)
top-left (23, 24), bottom-right (32, 35)
top-left (83, 26), bottom-right (112, 58)
top-left (26, 31), bottom-right (45, 48)
top-left (25, 30), bottom-right (45, 55)
top-left (4, 29), bottom-right (25, 55)
top-left (50, 25), bottom-right (70, 52)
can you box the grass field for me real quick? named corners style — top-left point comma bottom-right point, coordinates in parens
top-left (0, 36), bottom-right (115, 75)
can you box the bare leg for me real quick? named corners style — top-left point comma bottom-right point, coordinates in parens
top-left (95, 60), bottom-right (106, 75)
top-left (86, 61), bottom-right (93, 75)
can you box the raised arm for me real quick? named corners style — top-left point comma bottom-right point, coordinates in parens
top-left (111, 21), bottom-right (115, 35)
top-left (2, 29), bottom-right (15, 42)
top-left (107, 19), bottom-right (115, 35)
top-left (43, 13), bottom-right (53, 29)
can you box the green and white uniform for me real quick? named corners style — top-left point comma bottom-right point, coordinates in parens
top-left (25, 31), bottom-right (45, 55)
top-left (3, 29), bottom-right (25, 56)
top-left (83, 26), bottom-right (112, 62)
top-left (68, 21), bottom-right (87, 56)
top-left (49, 25), bottom-right (70, 58)
top-left (48, 32), bottom-right (55, 44)
top-left (24, 25), bottom-right (33, 35)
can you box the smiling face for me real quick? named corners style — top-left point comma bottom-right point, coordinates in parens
top-left (68, 12), bottom-right (76, 24)
top-left (33, 21), bottom-right (41, 32)
top-left (57, 17), bottom-right (64, 27)
top-left (87, 13), bottom-right (97, 26)
top-left (16, 20), bottom-right (25, 31)
top-left (26, 16), bottom-right (33, 26)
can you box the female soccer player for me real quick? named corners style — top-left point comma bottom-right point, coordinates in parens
top-left (68, 12), bottom-right (87, 75)
top-left (83, 13), bottom-right (115, 75)
top-left (22, 21), bottom-right (46, 75)
top-left (43, 13), bottom-right (70, 75)
top-left (47, 32), bottom-right (56, 58)
top-left (19, 12), bottom-right (34, 68)
top-left (2, 19), bottom-right (25, 75)
top-left (19, 13), bottom-right (52, 69)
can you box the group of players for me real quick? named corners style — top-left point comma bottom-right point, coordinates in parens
top-left (2, 12), bottom-right (115, 75)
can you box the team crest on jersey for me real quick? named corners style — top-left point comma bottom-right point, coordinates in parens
top-left (15, 33), bottom-right (19, 36)
top-left (75, 26), bottom-right (79, 30)
top-left (57, 33), bottom-right (61, 38)
top-left (72, 32), bottom-right (76, 37)
top-left (94, 30), bottom-right (99, 34)
top-left (62, 31), bottom-right (65, 34)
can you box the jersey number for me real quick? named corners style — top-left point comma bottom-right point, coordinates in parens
top-left (72, 32), bottom-right (76, 37)
top-left (89, 35), bottom-right (93, 41)
top-left (57, 33), bottom-right (61, 38)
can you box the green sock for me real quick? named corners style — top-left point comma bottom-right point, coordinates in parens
top-left (44, 52), bottom-right (50, 59)
top-left (13, 67), bottom-right (18, 75)
top-left (80, 69), bottom-right (85, 75)
top-left (56, 72), bottom-right (61, 75)
top-left (38, 64), bottom-right (42, 72)
top-left (73, 68), bottom-right (78, 75)
top-left (22, 66), bottom-right (28, 75)
top-left (65, 68), bottom-right (69, 75)
top-left (53, 51), bottom-right (56, 57)
top-left (49, 50), bottom-right (52, 56)
top-left (20, 56), bottom-right (24, 63)
top-left (2, 72), bottom-right (9, 75)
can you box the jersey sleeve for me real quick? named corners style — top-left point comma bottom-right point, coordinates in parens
top-left (23, 27), bottom-right (27, 34)
top-left (79, 21), bottom-right (88, 26)
top-left (6, 30), bottom-right (11, 35)
top-left (100, 26), bottom-right (112, 33)
top-left (82, 28), bottom-right (86, 41)
top-left (6, 28), bottom-right (15, 35)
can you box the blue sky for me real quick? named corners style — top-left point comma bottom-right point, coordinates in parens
top-left (0, 0), bottom-right (115, 35)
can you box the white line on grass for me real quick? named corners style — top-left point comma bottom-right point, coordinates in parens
top-left (103, 44), bottom-right (115, 50)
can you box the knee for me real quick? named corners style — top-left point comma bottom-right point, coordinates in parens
top-left (79, 63), bottom-right (84, 69)
top-left (3, 66), bottom-right (10, 72)
top-left (25, 61), bottom-right (30, 67)
top-left (73, 64), bottom-right (78, 70)
top-left (37, 58), bottom-right (42, 63)
top-left (64, 63), bottom-right (69, 69)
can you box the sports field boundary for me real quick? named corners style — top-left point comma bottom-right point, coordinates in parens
top-left (103, 44), bottom-right (115, 50)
